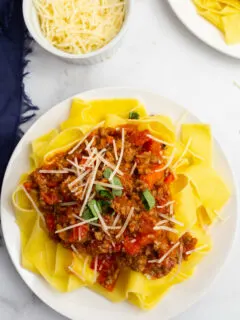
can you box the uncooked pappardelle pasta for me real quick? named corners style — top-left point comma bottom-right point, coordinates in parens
top-left (12, 98), bottom-right (230, 310)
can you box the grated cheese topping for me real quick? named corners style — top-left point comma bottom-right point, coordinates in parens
top-left (149, 241), bottom-right (180, 264)
top-left (153, 226), bottom-right (179, 234)
top-left (21, 185), bottom-right (45, 222)
top-left (109, 128), bottom-right (125, 181)
top-left (34, 0), bottom-right (126, 55)
top-left (146, 134), bottom-right (174, 147)
top-left (116, 207), bottom-right (134, 239)
top-left (158, 213), bottom-right (184, 227)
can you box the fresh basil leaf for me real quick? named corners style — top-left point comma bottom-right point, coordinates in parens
top-left (88, 199), bottom-right (101, 218)
top-left (112, 176), bottom-right (123, 197)
top-left (103, 168), bottom-right (112, 179)
top-left (141, 189), bottom-right (155, 211)
top-left (82, 207), bottom-right (94, 220)
top-left (129, 111), bottom-right (140, 119)
top-left (95, 184), bottom-right (113, 199)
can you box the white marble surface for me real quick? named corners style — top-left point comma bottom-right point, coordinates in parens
top-left (1, 0), bottom-right (240, 319)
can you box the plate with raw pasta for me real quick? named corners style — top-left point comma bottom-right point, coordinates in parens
top-left (168, 0), bottom-right (240, 59)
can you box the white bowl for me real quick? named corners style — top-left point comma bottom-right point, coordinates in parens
top-left (23, 0), bottom-right (133, 64)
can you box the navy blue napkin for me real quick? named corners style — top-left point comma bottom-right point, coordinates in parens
top-left (0, 0), bottom-right (38, 189)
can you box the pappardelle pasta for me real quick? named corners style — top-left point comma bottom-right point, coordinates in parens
top-left (12, 99), bottom-right (230, 310)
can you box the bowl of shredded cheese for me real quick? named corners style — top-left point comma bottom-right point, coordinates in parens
top-left (23, 0), bottom-right (132, 64)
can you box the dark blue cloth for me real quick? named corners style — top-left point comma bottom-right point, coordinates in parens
top-left (0, 0), bottom-right (38, 189)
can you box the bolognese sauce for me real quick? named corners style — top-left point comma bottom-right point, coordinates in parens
top-left (24, 125), bottom-right (197, 291)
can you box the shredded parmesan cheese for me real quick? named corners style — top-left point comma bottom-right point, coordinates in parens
top-left (34, 0), bottom-right (126, 55)
top-left (109, 128), bottom-right (125, 181)
top-left (94, 181), bottom-right (123, 190)
top-left (82, 256), bottom-right (90, 279)
top-left (116, 207), bottom-right (134, 239)
top-left (68, 266), bottom-right (85, 282)
top-left (68, 122), bottom-right (104, 155)
top-left (112, 213), bottom-right (120, 227)
top-left (155, 148), bottom-right (176, 172)
top-left (153, 226), bottom-right (179, 234)
top-left (55, 217), bottom-right (97, 233)
top-left (97, 154), bottom-right (123, 175)
top-left (173, 137), bottom-right (192, 169)
top-left (186, 244), bottom-right (209, 255)
top-left (21, 185), bottom-right (45, 222)
top-left (39, 169), bottom-right (69, 174)
top-left (68, 169), bottom-right (90, 189)
top-left (79, 159), bottom-right (101, 216)
top-left (157, 200), bottom-right (175, 209)
top-left (146, 134), bottom-right (174, 147)
top-left (112, 138), bottom-right (118, 161)
top-left (148, 241), bottom-right (180, 264)
top-left (158, 213), bottom-right (184, 227)
top-left (130, 162), bottom-right (137, 176)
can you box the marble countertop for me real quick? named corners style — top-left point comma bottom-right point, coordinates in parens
top-left (1, 0), bottom-right (240, 319)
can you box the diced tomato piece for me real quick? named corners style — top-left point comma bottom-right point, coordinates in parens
top-left (128, 129), bottom-right (151, 146)
top-left (164, 173), bottom-right (175, 184)
top-left (140, 164), bottom-right (164, 189)
top-left (46, 180), bottom-right (58, 187)
top-left (124, 236), bottom-right (142, 255)
top-left (23, 181), bottom-right (33, 192)
top-left (70, 224), bottom-right (89, 243)
top-left (107, 136), bottom-right (114, 144)
top-left (143, 140), bottom-right (162, 155)
top-left (45, 213), bottom-right (55, 233)
top-left (90, 255), bottom-right (119, 291)
top-left (41, 191), bottom-right (60, 205)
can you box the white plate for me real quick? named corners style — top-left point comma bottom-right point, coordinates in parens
top-left (1, 87), bottom-right (238, 320)
top-left (167, 0), bottom-right (240, 59)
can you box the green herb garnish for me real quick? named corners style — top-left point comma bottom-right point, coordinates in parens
top-left (88, 199), bottom-right (101, 218)
top-left (141, 189), bottom-right (155, 210)
top-left (129, 111), bottom-right (140, 119)
top-left (95, 184), bottom-right (113, 199)
top-left (103, 168), bottom-right (123, 197)
top-left (98, 200), bottom-right (111, 212)
top-left (103, 168), bottom-right (112, 179)
top-left (82, 207), bottom-right (94, 220)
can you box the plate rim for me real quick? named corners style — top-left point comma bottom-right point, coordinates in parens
top-left (167, 0), bottom-right (240, 60)
top-left (1, 86), bottom-right (239, 320)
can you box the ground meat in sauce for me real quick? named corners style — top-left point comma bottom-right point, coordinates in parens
top-left (24, 125), bottom-right (197, 291)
